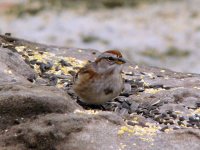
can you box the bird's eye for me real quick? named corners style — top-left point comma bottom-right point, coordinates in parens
top-left (107, 57), bottom-right (114, 61)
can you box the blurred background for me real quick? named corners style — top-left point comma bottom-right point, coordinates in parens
top-left (0, 0), bottom-right (200, 73)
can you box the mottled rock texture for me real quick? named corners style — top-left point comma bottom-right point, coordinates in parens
top-left (0, 34), bottom-right (199, 150)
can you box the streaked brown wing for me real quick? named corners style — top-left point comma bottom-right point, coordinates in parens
top-left (73, 62), bottom-right (97, 82)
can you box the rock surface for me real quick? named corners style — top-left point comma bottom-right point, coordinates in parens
top-left (0, 34), bottom-right (200, 150)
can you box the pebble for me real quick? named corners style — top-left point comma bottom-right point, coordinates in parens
top-left (5, 33), bottom-right (11, 36)
top-left (186, 124), bottom-right (193, 127)
top-left (13, 119), bottom-right (20, 125)
top-left (163, 116), bottom-right (171, 120)
top-left (189, 116), bottom-right (199, 122)
top-left (196, 102), bottom-right (200, 107)
top-left (150, 109), bottom-right (160, 115)
top-left (39, 62), bottom-right (53, 73)
top-left (124, 83), bottom-right (132, 90)
top-left (49, 76), bottom-right (58, 86)
top-left (179, 116), bottom-right (185, 121)
top-left (119, 108), bottom-right (129, 117)
top-left (55, 66), bottom-right (61, 71)
top-left (60, 59), bottom-right (72, 66)
top-left (160, 126), bottom-right (169, 132)
top-left (165, 120), bottom-right (174, 125)
top-left (130, 102), bottom-right (139, 113)
top-left (163, 86), bottom-right (171, 90)
top-left (29, 59), bottom-right (37, 65)
top-left (137, 87), bottom-right (145, 92)
top-left (166, 110), bottom-right (173, 115)
top-left (149, 84), bottom-right (164, 89)
top-left (121, 101), bottom-right (130, 109)
top-left (161, 113), bottom-right (167, 118)
top-left (27, 74), bottom-right (36, 82)
top-left (173, 126), bottom-right (181, 130)
top-left (157, 75), bottom-right (164, 78)
top-left (120, 92), bottom-right (130, 97)
top-left (177, 121), bottom-right (184, 126)
top-left (127, 120), bottom-right (138, 126)
top-left (170, 113), bottom-right (177, 119)
top-left (158, 119), bottom-right (164, 124)
top-left (114, 106), bottom-right (121, 113)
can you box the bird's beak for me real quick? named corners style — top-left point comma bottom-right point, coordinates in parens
top-left (115, 57), bottom-right (126, 64)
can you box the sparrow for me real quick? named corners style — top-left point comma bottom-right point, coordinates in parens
top-left (73, 50), bottom-right (126, 104)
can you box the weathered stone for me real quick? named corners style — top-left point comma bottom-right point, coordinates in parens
top-left (0, 34), bottom-right (200, 150)
top-left (0, 48), bottom-right (37, 84)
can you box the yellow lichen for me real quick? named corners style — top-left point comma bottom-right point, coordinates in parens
top-left (15, 46), bottom-right (26, 52)
top-left (144, 88), bottom-right (164, 94)
top-left (13, 47), bottom-right (88, 88)
top-left (118, 123), bottom-right (159, 137)
top-left (74, 109), bottom-right (99, 115)
top-left (192, 108), bottom-right (200, 115)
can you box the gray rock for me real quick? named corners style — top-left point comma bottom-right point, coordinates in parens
top-left (0, 83), bottom-right (80, 130)
top-left (0, 34), bottom-right (200, 150)
top-left (0, 48), bottom-right (37, 84)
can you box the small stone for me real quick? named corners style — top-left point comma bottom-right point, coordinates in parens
top-left (179, 116), bottom-right (185, 121)
top-left (157, 75), bottom-right (164, 78)
top-left (166, 110), bottom-right (173, 114)
top-left (55, 66), bottom-right (61, 71)
top-left (189, 116), bottom-right (198, 122)
top-left (170, 113), bottom-right (177, 119)
top-left (195, 114), bottom-right (200, 117)
top-left (27, 74), bottom-right (36, 82)
top-left (196, 102), bottom-right (200, 107)
top-left (121, 101), bottom-right (130, 109)
top-left (177, 120), bottom-right (184, 126)
top-left (5, 33), bottom-right (11, 36)
top-left (161, 113), bottom-right (167, 118)
top-left (125, 72), bottom-right (134, 76)
top-left (138, 87), bottom-right (145, 92)
top-left (165, 120), bottom-right (174, 125)
top-left (39, 62), bottom-right (53, 73)
top-left (60, 59), bottom-right (71, 67)
top-left (173, 126), bottom-right (181, 130)
top-left (30, 59), bottom-right (37, 65)
top-left (141, 109), bottom-right (149, 115)
top-left (120, 83), bottom-right (131, 97)
top-left (186, 123), bottom-right (193, 127)
top-left (160, 126), bottom-right (169, 132)
top-left (120, 92), bottom-right (130, 97)
top-left (154, 115), bottom-right (161, 121)
top-left (38, 51), bottom-right (44, 54)
top-left (114, 106), bottom-right (121, 113)
top-left (163, 86), bottom-right (171, 90)
top-left (163, 117), bottom-right (171, 120)
top-left (149, 84), bottom-right (163, 89)
top-left (119, 108), bottom-right (129, 116)
top-left (130, 102), bottom-right (139, 113)
top-left (49, 76), bottom-right (58, 86)
top-left (158, 119), bottom-right (164, 124)
top-left (136, 108), bottom-right (143, 114)
top-left (127, 121), bottom-right (138, 126)
top-left (150, 109), bottom-right (160, 115)
top-left (13, 119), bottom-right (20, 125)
